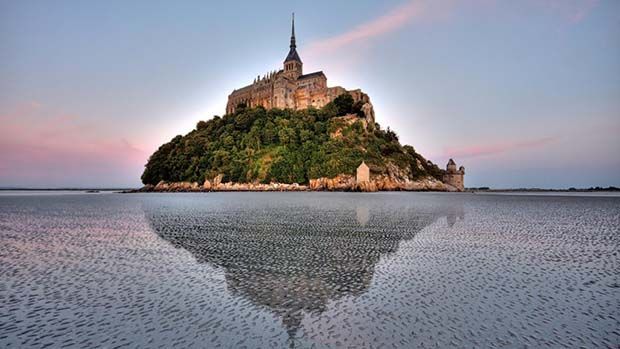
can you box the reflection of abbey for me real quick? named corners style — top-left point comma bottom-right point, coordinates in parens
top-left (226, 15), bottom-right (369, 114)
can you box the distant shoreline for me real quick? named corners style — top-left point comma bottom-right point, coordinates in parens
top-left (1, 187), bottom-right (618, 193)
top-left (0, 188), bottom-right (132, 192)
top-left (467, 186), bottom-right (619, 193)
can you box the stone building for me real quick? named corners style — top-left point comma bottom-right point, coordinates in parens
top-left (226, 14), bottom-right (371, 115)
top-left (443, 159), bottom-right (465, 191)
top-left (356, 161), bottom-right (370, 183)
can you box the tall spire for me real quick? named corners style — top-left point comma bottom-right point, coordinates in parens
top-left (290, 12), bottom-right (296, 49)
top-left (284, 12), bottom-right (302, 63)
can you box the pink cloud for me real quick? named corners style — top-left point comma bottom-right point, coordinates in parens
top-left (0, 102), bottom-right (147, 187)
top-left (442, 136), bottom-right (558, 159)
top-left (304, 0), bottom-right (598, 59)
top-left (304, 1), bottom-right (429, 57)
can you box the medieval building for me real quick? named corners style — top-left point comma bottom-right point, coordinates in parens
top-left (443, 159), bottom-right (465, 191)
top-left (226, 14), bottom-right (370, 114)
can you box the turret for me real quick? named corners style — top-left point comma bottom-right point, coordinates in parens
top-left (283, 13), bottom-right (303, 80)
top-left (447, 158), bottom-right (457, 172)
top-left (443, 159), bottom-right (465, 191)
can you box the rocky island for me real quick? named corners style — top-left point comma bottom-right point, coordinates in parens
top-left (139, 15), bottom-right (464, 192)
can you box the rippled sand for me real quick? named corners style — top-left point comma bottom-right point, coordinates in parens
top-left (0, 192), bottom-right (618, 348)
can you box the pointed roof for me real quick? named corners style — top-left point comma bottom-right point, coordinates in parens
top-left (284, 13), bottom-right (302, 63)
top-left (447, 159), bottom-right (456, 166)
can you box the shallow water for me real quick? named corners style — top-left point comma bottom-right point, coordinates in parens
top-left (0, 192), bottom-right (618, 348)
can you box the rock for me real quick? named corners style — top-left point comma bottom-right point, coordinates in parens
top-left (361, 102), bottom-right (375, 130)
top-left (139, 184), bottom-right (155, 192)
top-left (213, 174), bottom-right (223, 187)
top-left (144, 172), bottom-right (450, 192)
top-left (155, 180), bottom-right (168, 191)
top-left (356, 181), bottom-right (377, 192)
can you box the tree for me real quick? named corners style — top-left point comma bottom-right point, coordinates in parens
top-left (196, 120), bottom-right (208, 130)
top-left (141, 105), bottom-right (444, 185)
top-left (332, 93), bottom-right (354, 115)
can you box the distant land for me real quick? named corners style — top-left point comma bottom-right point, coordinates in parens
top-left (0, 188), bottom-right (132, 192)
top-left (2, 187), bottom-right (617, 193)
top-left (467, 186), bottom-right (620, 192)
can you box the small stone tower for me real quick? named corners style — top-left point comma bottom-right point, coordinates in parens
top-left (283, 13), bottom-right (303, 80)
top-left (443, 159), bottom-right (465, 191)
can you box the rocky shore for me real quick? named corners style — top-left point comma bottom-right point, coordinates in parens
top-left (131, 174), bottom-right (454, 193)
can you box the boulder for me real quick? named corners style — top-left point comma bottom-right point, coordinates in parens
top-left (213, 174), bottom-right (223, 187)
top-left (361, 102), bottom-right (375, 130)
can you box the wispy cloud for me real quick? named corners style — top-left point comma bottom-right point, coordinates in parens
top-left (304, 1), bottom-right (429, 57)
top-left (304, 0), bottom-right (598, 59)
top-left (442, 136), bottom-right (559, 159)
top-left (539, 0), bottom-right (599, 23)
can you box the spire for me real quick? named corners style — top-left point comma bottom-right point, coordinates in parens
top-left (284, 13), bottom-right (302, 63)
top-left (290, 13), bottom-right (296, 49)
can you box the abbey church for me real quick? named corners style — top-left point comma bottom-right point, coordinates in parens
top-left (226, 15), bottom-right (370, 114)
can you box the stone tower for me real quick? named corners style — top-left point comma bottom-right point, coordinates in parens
top-left (443, 159), bottom-right (465, 191)
top-left (283, 13), bottom-right (303, 80)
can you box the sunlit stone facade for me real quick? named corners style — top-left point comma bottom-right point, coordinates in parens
top-left (226, 15), bottom-right (368, 114)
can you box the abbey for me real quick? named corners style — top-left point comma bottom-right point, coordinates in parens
top-left (226, 15), bottom-right (370, 114)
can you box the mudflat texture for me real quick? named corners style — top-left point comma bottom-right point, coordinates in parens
top-left (0, 192), bottom-right (618, 348)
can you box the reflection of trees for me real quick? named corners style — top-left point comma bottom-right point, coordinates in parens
top-left (143, 195), bottom-right (464, 343)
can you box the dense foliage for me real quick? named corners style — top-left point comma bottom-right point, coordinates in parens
top-left (141, 95), bottom-right (444, 185)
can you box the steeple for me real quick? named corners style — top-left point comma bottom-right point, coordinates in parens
top-left (284, 13), bottom-right (302, 64)
top-left (283, 13), bottom-right (303, 80)
top-left (290, 12), bottom-right (296, 49)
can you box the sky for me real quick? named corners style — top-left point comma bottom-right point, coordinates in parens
top-left (1, 0), bottom-right (619, 189)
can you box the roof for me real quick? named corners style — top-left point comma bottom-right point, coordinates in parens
top-left (231, 84), bottom-right (252, 95)
top-left (298, 71), bottom-right (325, 80)
top-left (284, 47), bottom-right (302, 63)
top-left (447, 159), bottom-right (456, 165)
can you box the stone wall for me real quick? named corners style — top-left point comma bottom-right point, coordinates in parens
top-left (226, 70), bottom-right (370, 115)
top-left (443, 173), bottom-right (464, 191)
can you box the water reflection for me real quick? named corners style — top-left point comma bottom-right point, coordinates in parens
top-left (143, 193), bottom-right (464, 342)
top-left (355, 205), bottom-right (369, 226)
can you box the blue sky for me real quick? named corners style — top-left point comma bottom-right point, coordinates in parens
top-left (1, 0), bottom-right (619, 188)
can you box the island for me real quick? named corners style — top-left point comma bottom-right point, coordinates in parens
top-left (138, 15), bottom-right (465, 192)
